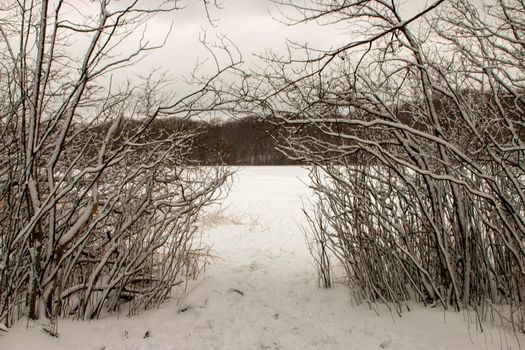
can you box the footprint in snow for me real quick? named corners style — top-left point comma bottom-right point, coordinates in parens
top-left (249, 261), bottom-right (262, 271)
top-left (230, 267), bottom-right (244, 274)
top-left (380, 340), bottom-right (392, 348)
top-left (177, 298), bottom-right (208, 313)
top-left (258, 341), bottom-right (281, 350)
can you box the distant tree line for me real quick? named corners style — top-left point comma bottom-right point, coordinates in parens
top-left (190, 117), bottom-right (298, 165)
top-left (89, 116), bottom-right (303, 166)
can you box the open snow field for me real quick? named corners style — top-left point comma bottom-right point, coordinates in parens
top-left (1, 166), bottom-right (524, 349)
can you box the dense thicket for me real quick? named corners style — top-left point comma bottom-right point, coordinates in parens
top-left (0, 1), bottom-right (237, 330)
top-left (245, 0), bottom-right (525, 333)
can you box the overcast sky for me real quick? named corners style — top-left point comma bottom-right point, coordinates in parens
top-left (104, 0), bottom-right (435, 92)
top-left (132, 1), bottom-right (334, 82)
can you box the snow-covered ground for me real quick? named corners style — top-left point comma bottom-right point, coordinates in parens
top-left (2, 166), bottom-right (523, 350)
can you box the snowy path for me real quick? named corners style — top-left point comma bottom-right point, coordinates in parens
top-left (2, 167), bottom-right (524, 350)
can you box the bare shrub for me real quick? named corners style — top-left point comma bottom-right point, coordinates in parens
top-left (245, 0), bottom-right (525, 333)
top-left (0, 1), bottom-right (239, 328)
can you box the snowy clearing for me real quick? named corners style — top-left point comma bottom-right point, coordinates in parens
top-left (1, 166), bottom-right (523, 350)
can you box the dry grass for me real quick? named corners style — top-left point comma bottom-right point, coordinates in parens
top-left (198, 206), bottom-right (266, 232)
top-left (182, 246), bottom-right (216, 280)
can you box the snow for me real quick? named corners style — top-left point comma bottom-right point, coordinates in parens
top-left (1, 166), bottom-right (523, 350)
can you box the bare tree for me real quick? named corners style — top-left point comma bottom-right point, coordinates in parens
top-left (0, 0), bottom-right (239, 330)
top-left (247, 0), bottom-right (525, 332)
